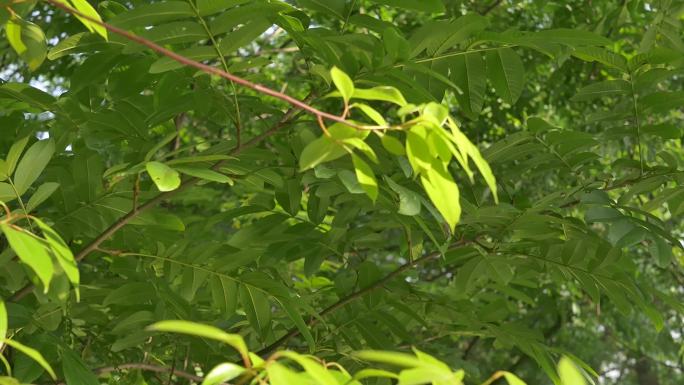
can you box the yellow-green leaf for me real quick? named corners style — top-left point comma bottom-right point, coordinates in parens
top-left (4, 339), bottom-right (56, 379)
top-left (146, 161), bottom-right (181, 191)
top-left (420, 160), bottom-right (461, 230)
top-left (330, 66), bottom-right (354, 103)
top-left (352, 103), bottom-right (387, 126)
top-left (0, 224), bottom-right (53, 291)
top-left (148, 320), bottom-right (248, 362)
top-left (68, 0), bottom-right (109, 40)
top-left (352, 154), bottom-right (378, 202)
top-left (380, 134), bottom-right (405, 155)
top-left (353, 86), bottom-right (407, 106)
top-left (5, 136), bottom-right (29, 177)
top-left (0, 301), bottom-right (6, 349)
top-left (14, 139), bottom-right (55, 195)
top-left (558, 357), bottom-right (587, 385)
top-left (26, 182), bottom-right (60, 212)
top-left (5, 16), bottom-right (47, 71)
top-left (201, 363), bottom-right (245, 385)
top-left (32, 218), bottom-right (79, 295)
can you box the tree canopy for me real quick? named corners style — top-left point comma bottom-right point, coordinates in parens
top-left (0, 0), bottom-right (683, 384)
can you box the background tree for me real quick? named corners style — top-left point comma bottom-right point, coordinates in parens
top-left (0, 0), bottom-right (682, 384)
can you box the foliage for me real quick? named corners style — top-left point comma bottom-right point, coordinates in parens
top-left (0, 0), bottom-right (682, 384)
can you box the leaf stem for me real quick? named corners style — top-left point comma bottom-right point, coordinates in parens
top-left (7, 177), bottom-right (33, 231)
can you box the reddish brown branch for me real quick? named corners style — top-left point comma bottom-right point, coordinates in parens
top-left (44, 0), bottom-right (370, 130)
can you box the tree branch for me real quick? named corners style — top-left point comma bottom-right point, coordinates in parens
top-left (10, 105), bottom-right (305, 301)
top-left (44, 0), bottom-right (382, 131)
top-left (256, 239), bottom-right (473, 356)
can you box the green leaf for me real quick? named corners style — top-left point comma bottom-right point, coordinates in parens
top-left (343, 138), bottom-right (378, 163)
top-left (48, 32), bottom-right (118, 60)
top-left (352, 103), bottom-right (387, 126)
top-left (110, 1), bottom-right (194, 28)
top-left (406, 125), bottom-right (432, 173)
top-left (26, 182), bottom-right (59, 212)
top-left (6, 16), bottom-right (47, 71)
top-left (239, 284), bottom-right (271, 338)
top-left (144, 132), bottom-right (179, 161)
top-left (5, 136), bottom-right (29, 177)
top-left (385, 178), bottom-right (421, 216)
top-left (397, 366), bottom-right (455, 385)
top-left (448, 120), bottom-right (498, 202)
top-left (13, 139), bottom-right (55, 195)
top-left (201, 363), bottom-right (245, 385)
top-left (451, 52), bottom-right (486, 115)
top-left (299, 123), bottom-right (364, 171)
top-left (369, 0), bottom-right (445, 12)
top-left (486, 47), bottom-right (525, 105)
top-left (0, 224), bottom-right (53, 291)
top-left (420, 160), bottom-right (461, 230)
top-left (209, 276), bottom-right (238, 317)
top-left (352, 154), bottom-right (378, 202)
top-left (571, 80), bottom-right (631, 102)
top-left (330, 66), bottom-right (355, 103)
top-left (354, 351), bottom-right (426, 368)
top-left (218, 18), bottom-right (272, 54)
top-left (353, 368), bottom-right (400, 381)
top-left (0, 184), bottom-right (14, 203)
top-left (4, 339), bottom-right (56, 380)
top-left (641, 123), bottom-right (681, 140)
top-left (267, 362), bottom-right (306, 385)
top-left (66, 0), bottom-right (109, 40)
top-left (278, 351), bottom-right (338, 385)
top-left (0, 83), bottom-right (56, 110)
top-left (148, 320), bottom-right (248, 360)
top-left (299, 137), bottom-right (344, 171)
top-left (32, 218), bottom-right (79, 293)
top-left (0, 301), bottom-right (6, 347)
top-left (165, 155), bottom-right (235, 165)
top-left (380, 134), bottom-right (405, 155)
top-left (275, 179), bottom-right (302, 216)
top-left (540, 28), bottom-right (611, 46)
top-left (61, 347), bottom-right (99, 385)
top-left (558, 357), bottom-right (586, 385)
top-left (146, 161), bottom-right (181, 192)
top-left (571, 47), bottom-right (627, 72)
top-left (353, 86), bottom-right (407, 106)
top-left (197, 0), bottom-right (251, 16)
top-left (296, 0), bottom-right (345, 19)
top-left (111, 311), bottom-right (154, 335)
top-left (173, 166), bottom-right (232, 184)
top-left (0, 160), bottom-right (7, 182)
top-left (274, 297), bottom-right (316, 352)
top-left (501, 372), bottom-right (527, 385)
top-left (104, 283), bottom-right (157, 306)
